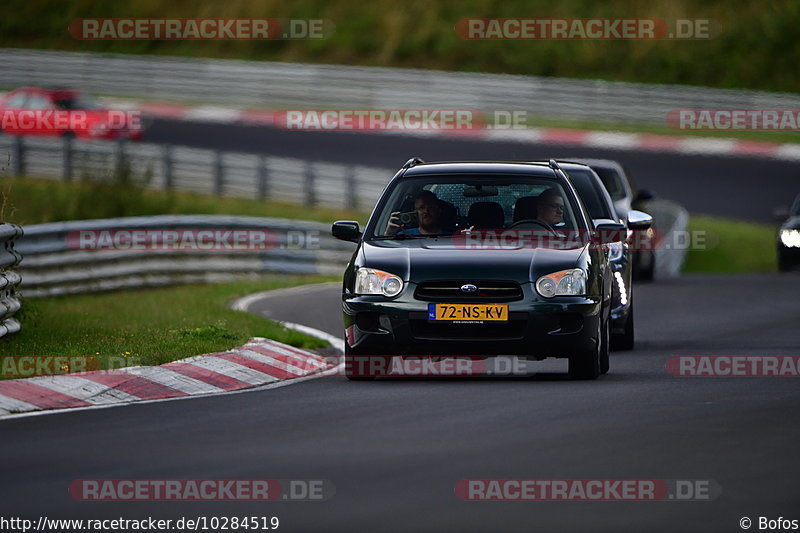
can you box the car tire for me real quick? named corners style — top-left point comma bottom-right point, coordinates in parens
top-left (611, 300), bottom-right (635, 351)
top-left (635, 251), bottom-right (655, 282)
top-left (599, 312), bottom-right (611, 374)
top-left (569, 313), bottom-right (604, 380)
top-left (778, 250), bottom-right (790, 272)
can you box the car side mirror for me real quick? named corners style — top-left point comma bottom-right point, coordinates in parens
top-left (636, 189), bottom-right (656, 202)
top-left (332, 221), bottom-right (362, 242)
top-left (594, 220), bottom-right (626, 244)
top-left (628, 210), bottom-right (653, 230)
top-left (773, 206), bottom-right (790, 222)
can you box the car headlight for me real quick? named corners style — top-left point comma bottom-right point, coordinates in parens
top-left (535, 268), bottom-right (586, 298)
top-left (607, 241), bottom-right (624, 262)
top-left (780, 229), bottom-right (800, 248)
top-left (355, 268), bottom-right (404, 297)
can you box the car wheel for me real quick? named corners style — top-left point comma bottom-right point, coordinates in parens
top-left (635, 251), bottom-right (656, 282)
top-left (778, 251), bottom-right (790, 272)
top-left (599, 313), bottom-right (611, 374)
top-left (611, 299), bottom-right (635, 351)
top-left (569, 314), bottom-right (603, 380)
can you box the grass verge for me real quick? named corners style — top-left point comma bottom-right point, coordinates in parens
top-left (0, 175), bottom-right (369, 226)
top-left (0, 276), bottom-right (337, 379)
top-left (683, 215), bottom-right (778, 273)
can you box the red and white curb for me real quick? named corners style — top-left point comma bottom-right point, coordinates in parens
top-left (0, 338), bottom-right (337, 419)
top-left (105, 97), bottom-right (800, 161)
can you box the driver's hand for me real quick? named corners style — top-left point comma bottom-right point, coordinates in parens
top-left (386, 211), bottom-right (401, 235)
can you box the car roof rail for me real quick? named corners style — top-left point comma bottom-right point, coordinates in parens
top-left (402, 157), bottom-right (425, 169)
top-left (548, 159), bottom-right (561, 170)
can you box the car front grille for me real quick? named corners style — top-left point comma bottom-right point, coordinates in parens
top-left (414, 280), bottom-right (523, 302)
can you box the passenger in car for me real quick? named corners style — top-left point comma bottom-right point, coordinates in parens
top-left (386, 190), bottom-right (453, 236)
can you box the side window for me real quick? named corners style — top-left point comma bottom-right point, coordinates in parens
top-left (5, 92), bottom-right (28, 108)
top-left (26, 94), bottom-right (54, 110)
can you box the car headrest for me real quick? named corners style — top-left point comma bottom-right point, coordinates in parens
top-left (438, 200), bottom-right (457, 227)
top-left (513, 196), bottom-right (539, 222)
top-left (468, 201), bottom-right (504, 229)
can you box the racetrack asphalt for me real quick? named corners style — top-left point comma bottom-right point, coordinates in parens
top-left (2, 274), bottom-right (798, 532)
top-left (144, 118), bottom-right (800, 223)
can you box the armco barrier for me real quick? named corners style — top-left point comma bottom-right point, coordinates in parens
top-left (14, 215), bottom-right (356, 297)
top-left (0, 135), bottom-right (393, 212)
top-left (2, 48), bottom-right (799, 126)
top-left (0, 223), bottom-right (23, 337)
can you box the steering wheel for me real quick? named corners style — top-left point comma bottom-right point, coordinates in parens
top-left (508, 219), bottom-right (559, 236)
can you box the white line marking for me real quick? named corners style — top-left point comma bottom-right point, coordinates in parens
top-left (1, 285), bottom-right (346, 421)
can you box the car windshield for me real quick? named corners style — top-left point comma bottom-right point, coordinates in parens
top-left (592, 166), bottom-right (627, 201)
top-left (369, 175), bottom-right (584, 238)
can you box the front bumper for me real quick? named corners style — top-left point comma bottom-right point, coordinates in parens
top-left (343, 283), bottom-right (600, 358)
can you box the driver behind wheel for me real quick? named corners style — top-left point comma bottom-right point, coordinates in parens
top-left (536, 188), bottom-right (565, 227)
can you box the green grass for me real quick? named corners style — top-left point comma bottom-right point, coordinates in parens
top-left (1, 0), bottom-right (798, 93)
top-left (683, 215), bottom-right (778, 273)
top-left (0, 175), bottom-right (369, 226)
top-left (0, 276), bottom-right (337, 378)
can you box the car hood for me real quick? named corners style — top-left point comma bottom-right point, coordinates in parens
top-left (359, 239), bottom-right (589, 283)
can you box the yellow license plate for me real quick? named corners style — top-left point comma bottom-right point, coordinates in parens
top-left (428, 303), bottom-right (508, 322)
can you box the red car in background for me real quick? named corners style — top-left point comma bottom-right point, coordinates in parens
top-left (0, 87), bottom-right (143, 140)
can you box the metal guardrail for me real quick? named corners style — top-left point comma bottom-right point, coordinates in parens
top-left (0, 223), bottom-right (23, 337)
top-left (2, 48), bottom-right (799, 126)
top-left (15, 215), bottom-right (356, 297)
top-left (0, 135), bottom-right (393, 211)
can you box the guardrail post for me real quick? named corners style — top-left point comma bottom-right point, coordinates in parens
top-left (12, 136), bottom-right (25, 177)
top-left (304, 162), bottom-right (316, 207)
top-left (257, 155), bottom-right (269, 200)
top-left (163, 145), bottom-right (173, 190)
top-left (346, 166), bottom-right (358, 210)
top-left (62, 135), bottom-right (73, 182)
top-left (214, 151), bottom-right (224, 196)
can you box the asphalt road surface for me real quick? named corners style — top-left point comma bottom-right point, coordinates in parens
top-left (144, 118), bottom-right (800, 223)
top-left (2, 274), bottom-right (799, 533)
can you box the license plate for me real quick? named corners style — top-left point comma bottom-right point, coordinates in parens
top-left (428, 303), bottom-right (508, 322)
